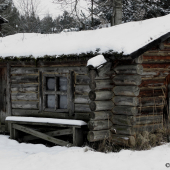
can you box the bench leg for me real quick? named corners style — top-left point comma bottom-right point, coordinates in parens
top-left (73, 127), bottom-right (84, 146)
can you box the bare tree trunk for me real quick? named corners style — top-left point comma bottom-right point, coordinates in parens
top-left (111, 0), bottom-right (122, 26)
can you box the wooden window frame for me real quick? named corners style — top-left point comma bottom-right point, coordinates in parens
top-left (42, 72), bottom-right (74, 114)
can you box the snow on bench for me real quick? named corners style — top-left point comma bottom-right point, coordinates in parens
top-left (6, 116), bottom-right (87, 126)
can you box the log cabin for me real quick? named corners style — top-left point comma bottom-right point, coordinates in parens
top-left (1, 14), bottom-right (170, 147)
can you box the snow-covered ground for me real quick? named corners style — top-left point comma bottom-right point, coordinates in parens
top-left (0, 135), bottom-right (169, 170)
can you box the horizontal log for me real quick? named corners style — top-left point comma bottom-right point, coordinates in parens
top-left (113, 75), bottom-right (142, 86)
top-left (143, 51), bottom-right (170, 57)
top-left (90, 111), bottom-right (113, 120)
top-left (139, 78), bottom-right (165, 87)
top-left (75, 112), bottom-right (91, 120)
top-left (110, 55), bottom-right (143, 64)
top-left (74, 95), bottom-right (90, 104)
top-left (89, 91), bottom-right (113, 101)
top-left (89, 80), bottom-right (113, 90)
top-left (112, 96), bottom-right (139, 106)
top-left (11, 75), bottom-right (38, 84)
top-left (88, 120), bottom-right (112, 130)
top-left (75, 75), bottom-right (90, 85)
top-left (114, 65), bottom-right (143, 75)
top-left (75, 85), bottom-right (90, 95)
top-left (87, 130), bottom-right (110, 142)
top-left (90, 101), bottom-right (114, 111)
top-left (12, 101), bottom-right (39, 109)
top-left (11, 84), bottom-right (38, 92)
top-left (138, 106), bottom-right (164, 115)
top-left (113, 86), bottom-right (140, 97)
top-left (139, 97), bottom-right (165, 107)
top-left (75, 104), bottom-right (91, 112)
top-left (88, 69), bottom-right (110, 80)
top-left (110, 123), bottom-right (163, 136)
top-left (111, 114), bottom-right (163, 126)
top-left (12, 109), bottom-right (70, 119)
top-left (142, 63), bottom-right (170, 69)
top-left (110, 134), bottom-right (136, 147)
top-left (139, 89), bottom-right (165, 97)
top-left (11, 68), bottom-right (38, 74)
top-left (12, 93), bottom-right (38, 101)
top-left (97, 62), bottom-right (112, 77)
top-left (112, 106), bottom-right (138, 116)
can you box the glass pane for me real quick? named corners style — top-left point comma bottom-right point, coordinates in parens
top-left (59, 77), bottom-right (67, 91)
top-left (46, 77), bottom-right (55, 91)
top-left (59, 95), bottom-right (67, 109)
top-left (47, 95), bottom-right (55, 108)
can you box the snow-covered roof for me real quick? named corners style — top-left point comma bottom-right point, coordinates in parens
top-left (1, 14), bottom-right (170, 58)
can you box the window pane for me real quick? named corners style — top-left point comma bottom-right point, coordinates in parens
top-left (59, 95), bottom-right (67, 109)
top-left (46, 77), bottom-right (55, 91)
top-left (47, 95), bottom-right (55, 108)
top-left (59, 77), bottom-right (67, 91)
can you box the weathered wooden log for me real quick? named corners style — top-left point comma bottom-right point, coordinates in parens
top-left (90, 111), bottom-right (113, 120)
top-left (88, 69), bottom-right (110, 80)
top-left (75, 104), bottom-right (91, 112)
top-left (11, 75), bottom-right (38, 84)
top-left (110, 55), bottom-right (143, 64)
top-left (111, 114), bottom-right (163, 126)
top-left (87, 130), bottom-right (110, 142)
top-left (113, 86), bottom-right (140, 97)
top-left (142, 55), bottom-right (170, 63)
top-left (75, 75), bottom-right (90, 85)
top-left (139, 97), bottom-right (165, 107)
top-left (138, 106), bottom-right (163, 115)
top-left (159, 42), bottom-right (165, 50)
top-left (114, 65), bottom-right (143, 75)
top-left (112, 96), bottom-right (139, 106)
top-left (11, 84), bottom-right (38, 92)
top-left (75, 112), bottom-right (91, 120)
top-left (112, 106), bottom-right (138, 116)
top-left (135, 115), bottom-right (163, 125)
top-left (74, 95), bottom-right (90, 104)
top-left (89, 80), bottom-right (113, 90)
top-left (89, 91), bottom-right (113, 101)
top-left (88, 120), bottom-right (112, 130)
top-left (12, 93), bottom-right (38, 101)
top-left (110, 123), bottom-right (163, 136)
top-left (139, 78), bottom-right (165, 87)
top-left (113, 75), bottom-right (142, 86)
top-left (12, 101), bottom-right (39, 109)
top-left (139, 89), bottom-right (165, 97)
top-left (90, 101), bottom-right (114, 111)
top-left (75, 85), bottom-right (90, 95)
top-left (111, 115), bottom-right (136, 126)
top-left (110, 134), bottom-right (136, 147)
top-left (11, 68), bottom-right (38, 74)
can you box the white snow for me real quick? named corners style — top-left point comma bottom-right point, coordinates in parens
top-left (6, 116), bottom-right (87, 126)
top-left (0, 14), bottom-right (170, 58)
top-left (0, 135), bottom-right (169, 170)
top-left (87, 55), bottom-right (107, 68)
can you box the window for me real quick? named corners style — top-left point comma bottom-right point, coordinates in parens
top-left (42, 72), bottom-right (74, 113)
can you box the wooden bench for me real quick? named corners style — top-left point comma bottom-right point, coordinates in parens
top-left (6, 116), bottom-right (87, 146)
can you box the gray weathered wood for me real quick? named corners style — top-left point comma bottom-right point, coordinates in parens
top-left (75, 85), bottom-right (90, 95)
top-left (90, 111), bottom-right (113, 120)
top-left (11, 84), bottom-right (38, 92)
top-left (75, 104), bottom-right (91, 112)
top-left (90, 101), bottom-right (114, 111)
top-left (73, 127), bottom-right (84, 146)
top-left (74, 95), bottom-right (91, 104)
top-left (97, 62), bottom-right (112, 77)
top-left (112, 96), bottom-right (139, 106)
top-left (89, 80), bottom-right (113, 91)
top-left (75, 112), bottom-right (91, 120)
top-left (114, 65), bottom-right (143, 75)
top-left (88, 120), bottom-right (112, 130)
top-left (89, 91), bottom-right (113, 101)
top-left (113, 75), bottom-right (142, 86)
top-left (113, 86), bottom-right (140, 97)
top-left (110, 123), bottom-right (163, 136)
top-left (13, 124), bottom-right (73, 146)
top-left (11, 68), bottom-right (38, 74)
top-left (11, 93), bottom-right (38, 101)
top-left (12, 101), bottom-right (39, 109)
top-left (112, 106), bottom-right (138, 116)
top-left (23, 129), bottom-right (73, 141)
top-left (11, 75), bottom-right (38, 84)
top-left (87, 130), bottom-right (110, 142)
top-left (75, 75), bottom-right (90, 85)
